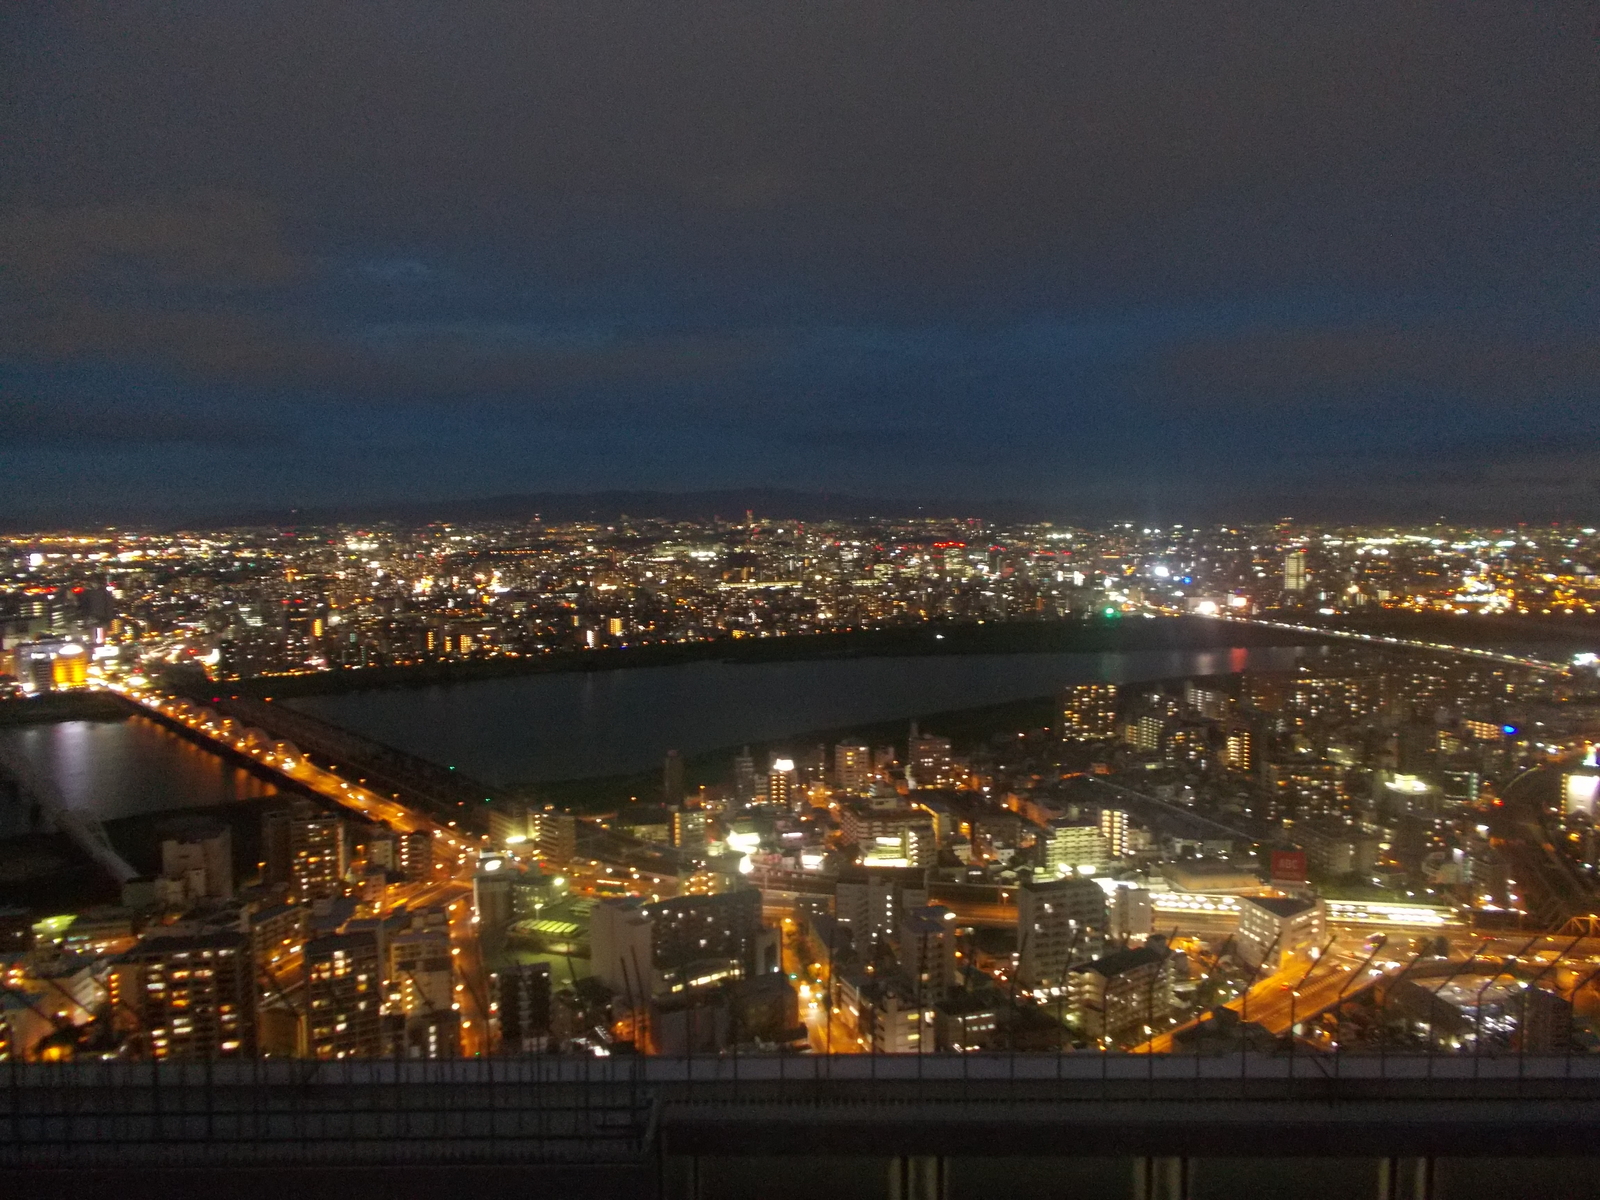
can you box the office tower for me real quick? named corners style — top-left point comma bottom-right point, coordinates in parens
top-left (767, 757), bottom-right (797, 809)
top-left (159, 821), bottom-right (233, 901)
top-left (1060, 683), bottom-right (1119, 741)
top-left (663, 749), bottom-right (686, 806)
top-left (835, 742), bottom-right (874, 794)
top-left (1098, 808), bottom-right (1130, 859)
top-left (1234, 896), bottom-right (1325, 970)
top-left (1284, 550), bottom-right (1308, 593)
top-left (306, 931), bottom-right (383, 1058)
top-left (527, 808), bottom-right (578, 865)
top-left (491, 961), bottom-right (552, 1053)
top-left (115, 932), bottom-right (255, 1059)
top-left (732, 747), bottom-right (758, 805)
top-left (289, 802), bottom-right (347, 901)
top-left (1017, 877), bottom-right (1107, 989)
top-left (897, 906), bottom-right (959, 1004)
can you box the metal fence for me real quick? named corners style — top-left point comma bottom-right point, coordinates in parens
top-left (6, 1050), bottom-right (1600, 1168)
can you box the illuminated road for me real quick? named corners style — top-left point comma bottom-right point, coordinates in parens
top-left (116, 686), bottom-right (494, 1055)
top-left (1194, 612), bottom-right (1573, 674)
top-left (1140, 933), bottom-right (1600, 1053)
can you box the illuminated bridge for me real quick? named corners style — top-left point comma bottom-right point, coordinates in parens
top-left (8, 1054), bottom-right (1600, 1199)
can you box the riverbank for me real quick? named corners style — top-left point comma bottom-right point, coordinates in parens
top-left (0, 693), bottom-right (126, 727)
top-left (525, 664), bottom-right (1281, 815)
top-left (241, 615), bottom-right (1317, 700)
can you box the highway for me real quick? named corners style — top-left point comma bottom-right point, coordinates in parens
top-left (1139, 932), bottom-right (1600, 1053)
top-left (1194, 612), bottom-right (1574, 674)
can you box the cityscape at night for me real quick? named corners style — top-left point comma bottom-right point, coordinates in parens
top-left (4, 0), bottom-right (1597, 1193)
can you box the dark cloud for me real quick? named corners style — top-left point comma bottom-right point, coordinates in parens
top-left (0, 193), bottom-right (304, 288)
top-left (0, 0), bottom-right (1596, 522)
top-left (1158, 327), bottom-right (1600, 405)
top-left (0, 390), bottom-right (293, 448)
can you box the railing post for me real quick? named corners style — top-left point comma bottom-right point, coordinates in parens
top-left (1377, 1157), bottom-right (1435, 1200)
top-left (1133, 1156), bottom-right (1189, 1200)
top-left (888, 1154), bottom-right (947, 1200)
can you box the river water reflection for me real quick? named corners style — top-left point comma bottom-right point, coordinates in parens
top-left (288, 646), bottom-right (1305, 788)
top-left (0, 715), bottom-right (282, 831)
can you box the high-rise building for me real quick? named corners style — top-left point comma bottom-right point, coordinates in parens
top-left (261, 807), bottom-right (293, 886)
top-left (1060, 683), bottom-right (1119, 741)
top-left (487, 804), bottom-right (528, 847)
top-left (115, 932), bottom-right (255, 1059)
top-left (1068, 946), bottom-right (1174, 1044)
top-left (590, 897), bottom-right (657, 998)
top-left (1042, 820), bottom-right (1109, 877)
top-left (289, 802), bottom-right (347, 900)
top-left (1221, 725), bottom-right (1254, 772)
top-left (1284, 550), bottom-right (1308, 593)
top-left (306, 931), bottom-right (383, 1058)
top-left (1124, 712), bottom-right (1166, 754)
top-left (897, 906), bottom-right (959, 1004)
top-left (834, 742), bottom-right (874, 794)
top-left (671, 807), bottom-right (707, 849)
top-left (473, 854), bottom-right (515, 949)
top-left (767, 757), bottom-right (797, 809)
top-left (663, 749), bottom-right (686, 806)
top-left (527, 808), bottom-right (578, 865)
top-left (906, 725), bottom-right (955, 789)
top-left (1108, 886), bottom-right (1154, 940)
top-left (1235, 896), bottom-right (1325, 970)
top-left (397, 828), bottom-right (434, 880)
top-left (1183, 681), bottom-right (1230, 720)
top-left (387, 927), bottom-right (454, 1024)
top-left (491, 961), bottom-right (552, 1053)
top-left (732, 748), bottom-right (758, 806)
top-left (1017, 877), bottom-right (1107, 989)
top-left (1098, 808), bottom-right (1130, 859)
top-left (835, 867), bottom-right (929, 944)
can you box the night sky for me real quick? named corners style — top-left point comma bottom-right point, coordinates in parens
top-left (2, 2), bottom-right (1595, 526)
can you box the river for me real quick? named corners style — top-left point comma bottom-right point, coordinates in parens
top-left (286, 645), bottom-right (1304, 788)
top-left (0, 713), bottom-right (283, 832)
top-left (0, 646), bottom-right (1303, 824)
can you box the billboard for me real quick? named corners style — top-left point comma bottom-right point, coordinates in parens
top-left (1270, 849), bottom-right (1308, 884)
